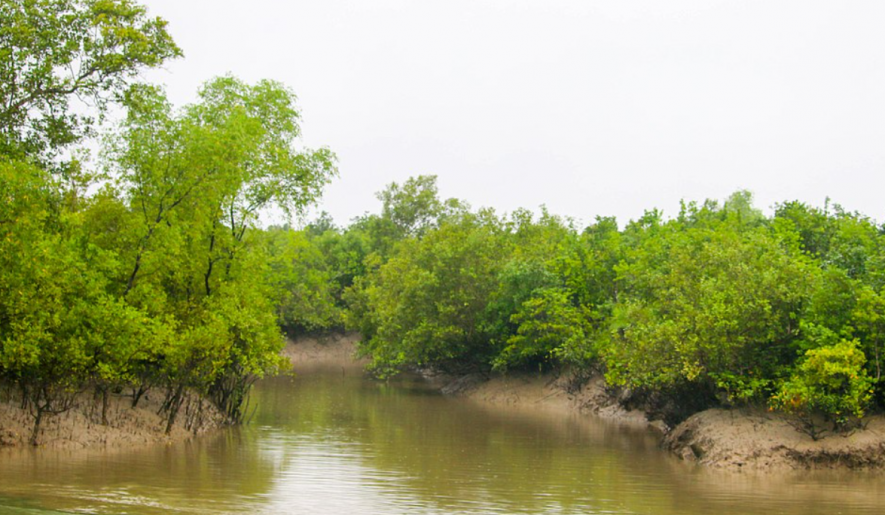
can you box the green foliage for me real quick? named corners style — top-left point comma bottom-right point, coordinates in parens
top-left (0, 0), bottom-right (181, 160)
top-left (99, 76), bottom-right (335, 424)
top-left (376, 175), bottom-right (447, 238)
top-left (0, 157), bottom-right (173, 438)
top-left (604, 219), bottom-right (811, 403)
top-left (774, 200), bottom-right (833, 258)
top-left (312, 225), bottom-right (372, 295)
top-left (852, 285), bottom-right (885, 383)
top-left (0, 1), bottom-right (335, 440)
top-left (494, 287), bottom-right (590, 371)
top-left (722, 190), bottom-right (764, 224)
top-left (772, 340), bottom-right (873, 437)
top-left (264, 227), bottom-right (342, 333)
top-left (482, 258), bottom-right (557, 350)
top-left (349, 214), bottom-right (505, 376)
top-left (349, 175), bottom-right (468, 260)
top-left (344, 183), bottom-right (885, 429)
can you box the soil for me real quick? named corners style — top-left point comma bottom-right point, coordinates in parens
top-left (0, 387), bottom-right (224, 450)
top-left (427, 369), bottom-right (651, 428)
top-left (662, 408), bottom-right (885, 471)
top-left (283, 331), bottom-right (369, 371)
top-left (0, 332), bottom-right (364, 452)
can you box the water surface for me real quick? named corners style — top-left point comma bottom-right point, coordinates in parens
top-left (1, 370), bottom-right (883, 514)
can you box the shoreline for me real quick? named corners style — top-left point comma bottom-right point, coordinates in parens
top-left (6, 330), bottom-right (884, 470)
top-left (0, 387), bottom-right (224, 450)
top-left (287, 333), bottom-right (885, 473)
top-left (0, 332), bottom-right (363, 452)
top-left (0, 332), bottom-right (362, 451)
top-left (447, 371), bottom-right (885, 472)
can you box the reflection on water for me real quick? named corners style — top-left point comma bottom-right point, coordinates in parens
top-left (1, 370), bottom-right (884, 514)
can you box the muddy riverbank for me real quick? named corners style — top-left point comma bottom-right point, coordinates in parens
top-left (0, 387), bottom-right (224, 450)
top-left (11, 330), bottom-right (880, 468)
top-left (288, 333), bottom-right (885, 472)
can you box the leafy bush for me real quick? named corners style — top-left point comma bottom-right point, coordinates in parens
top-left (772, 340), bottom-right (873, 439)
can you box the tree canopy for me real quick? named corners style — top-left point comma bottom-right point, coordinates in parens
top-left (1, 0), bottom-right (181, 161)
top-left (3, 0), bottom-right (885, 445)
top-left (325, 184), bottom-right (885, 433)
top-left (0, 0), bottom-right (336, 444)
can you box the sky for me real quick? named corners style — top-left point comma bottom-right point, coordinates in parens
top-left (139, 0), bottom-right (885, 227)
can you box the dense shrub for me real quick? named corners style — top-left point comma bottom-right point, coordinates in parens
top-left (772, 340), bottom-right (873, 439)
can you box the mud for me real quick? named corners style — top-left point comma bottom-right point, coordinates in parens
top-left (0, 387), bottom-right (223, 450)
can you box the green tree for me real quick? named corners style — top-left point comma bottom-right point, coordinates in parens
top-left (349, 213), bottom-right (505, 376)
top-left (853, 286), bottom-right (885, 384)
top-left (0, 0), bottom-right (181, 160)
top-left (494, 287), bottom-right (590, 371)
top-left (605, 216), bottom-right (811, 403)
top-left (0, 0), bottom-right (339, 440)
top-left (92, 76), bottom-right (336, 427)
top-left (264, 226), bottom-right (342, 334)
top-left (352, 175), bottom-right (469, 260)
top-left (376, 175), bottom-right (447, 238)
top-left (0, 159), bottom-right (163, 441)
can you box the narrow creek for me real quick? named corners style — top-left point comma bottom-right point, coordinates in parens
top-left (1, 369), bottom-right (883, 514)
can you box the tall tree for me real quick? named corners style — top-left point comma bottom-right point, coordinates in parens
top-left (0, 0), bottom-right (181, 161)
top-left (103, 76), bottom-right (337, 424)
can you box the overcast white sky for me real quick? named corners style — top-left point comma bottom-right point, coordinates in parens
top-left (140, 0), bottom-right (885, 227)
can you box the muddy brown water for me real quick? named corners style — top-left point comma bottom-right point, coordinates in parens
top-left (1, 369), bottom-right (884, 514)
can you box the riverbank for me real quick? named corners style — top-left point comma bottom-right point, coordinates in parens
top-left (0, 387), bottom-right (224, 450)
top-left (287, 333), bottom-right (885, 472)
top-left (445, 372), bottom-right (885, 472)
top-left (455, 374), bottom-right (885, 472)
top-left (283, 331), bottom-right (370, 371)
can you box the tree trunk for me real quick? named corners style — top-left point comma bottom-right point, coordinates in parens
top-left (164, 384), bottom-right (185, 435)
top-left (101, 388), bottom-right (109, 426)
top-left (30, 406), bottom-right (43, 446)
top-left (19, 383), bottom-right (29, 410)
top-left (131, 384), bottom-right (147, 408)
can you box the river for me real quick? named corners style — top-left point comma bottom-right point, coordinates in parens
top-left (0, 369), bottom-right (883, 514)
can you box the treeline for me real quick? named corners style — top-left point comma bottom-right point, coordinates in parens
top-left (3, 1), bottom-right (883, 447)
top-left (0, 0), bottom-right (335, 443)
top-left (281, 176), bottom-right (885, 437)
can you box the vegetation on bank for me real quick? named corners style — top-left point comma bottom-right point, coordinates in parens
top-left (319, 178), bottom-right (884, 438)
top-left (3, 0), bottom-right (884, 447)
top-left (258, 171), bottom-right (885, 439)
top-left (1, 0), bottom-right (335, 444)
